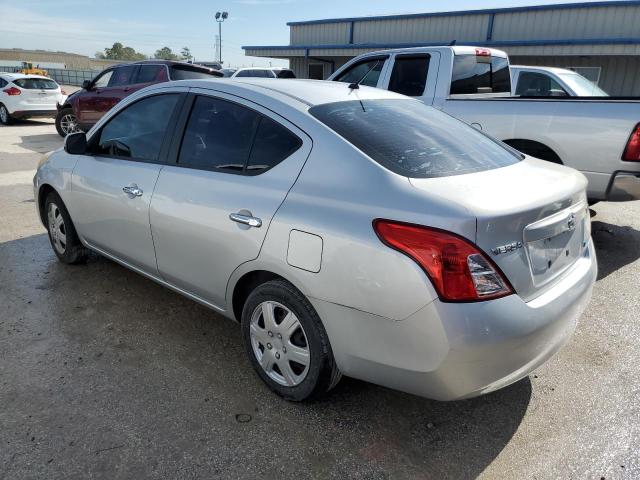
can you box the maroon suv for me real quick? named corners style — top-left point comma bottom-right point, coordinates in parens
top-left (55, 60), bottom-right (223, 136)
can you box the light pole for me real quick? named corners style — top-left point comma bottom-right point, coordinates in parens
top-left (215, 11), bottom-right (228, 64)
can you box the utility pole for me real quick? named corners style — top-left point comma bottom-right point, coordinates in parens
top-left (215, 11), bottom-right (228, 64)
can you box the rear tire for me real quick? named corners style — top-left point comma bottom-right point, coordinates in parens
top-left (44, 191), bottom-right (89, 264)
top-left (55, 107), bottom-right (80, 137)
top-left (0, 104), bottom-right (13, 125)
top-left (241, 279), bottom-right (341, 401)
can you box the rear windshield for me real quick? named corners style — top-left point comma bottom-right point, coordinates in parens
top-left (450, 55), bottom-right (510, 95)
top-left (309, 99), bottom-right (520, 179)
top-left (13, 78), bottom-right (58, 90)
top-left (169, 66), bottom-right (222, 80)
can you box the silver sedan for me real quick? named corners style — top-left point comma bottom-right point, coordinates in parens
top-left (34, 79), bottom-right (597, 401)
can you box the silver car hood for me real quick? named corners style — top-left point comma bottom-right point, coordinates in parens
top-left (409, 157), bottom-right (589, 301)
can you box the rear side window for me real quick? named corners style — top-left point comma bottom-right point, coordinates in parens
top-left (178, 96), bottom-right (300, 174)
top-left (137, 65), bottom-right (168, 84)
top-left (0, 78), bottom-right (6, 88)
top-left (309, 99), bottom-right (520, 179)
top-left (93, 94), bottom-right (179, 161)
top-left (109, 66), bottom-right (136, 87)
top-left (516, 71), bottom-right (567, 97)
top-left (248, 117), bottom-right (302, 171)
top-left (275, 69), bottom-right (296, 79)
top-left (450, 55), bottom-right (510, 95)
top-left (388, 55), bottom-right (430, 97)
top-left (13, 78), bottom-right (58, 89)
top-left (169, 66), bottom-right (221, 80)
top-left (334, 57), bottom-right (386, 87)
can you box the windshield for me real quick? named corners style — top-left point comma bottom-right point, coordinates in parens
top-left (558, 73), bottom-right (608, 96)
top-left (309, 99), bottom-right (521, 178)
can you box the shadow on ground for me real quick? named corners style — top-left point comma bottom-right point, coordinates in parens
top-left (0, 233), bottom-right (531, 479)
top-left (592, 220), bottom-right (640, 280)
top-left (19, 132), bottom-right (62, 155)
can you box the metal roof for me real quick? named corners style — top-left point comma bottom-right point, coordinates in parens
top-left (285, 1), bottom-right (640, 26)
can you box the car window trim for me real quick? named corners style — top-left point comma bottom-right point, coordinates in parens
top-left (87, 91), bottom-right (187, 165)
top-left (168, 92), bottom-right (303, 176)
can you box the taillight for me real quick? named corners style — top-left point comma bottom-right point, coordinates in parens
top-left (475, 48), bottom-right (491, 57)
top-left (622, 123), bottom-right (640, 161)
top-left (3, 87), bottom-right (21, 96)
top-left (373, 220), bottom-right (513, 302)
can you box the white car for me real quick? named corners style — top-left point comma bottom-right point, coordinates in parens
top-left (0, 73), bottom-right (66, 125)
top-left (511, 66), bottom-right (608, 97)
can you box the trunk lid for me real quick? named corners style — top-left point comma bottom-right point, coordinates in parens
top-left (410, 157), bottom-right (590, 301)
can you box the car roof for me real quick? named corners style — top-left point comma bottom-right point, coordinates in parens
top-left (0, 72), bottom-right (55, 81)
top-left (176, 78), bottom-right (407, 110)
top-left (511, 65), bottom-right (575, 75)
top-left (345, 45), bottom-right (508, 58)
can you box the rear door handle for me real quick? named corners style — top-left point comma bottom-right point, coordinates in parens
top-left (229, 212), bottom-right (262, 228)
top-left (122, 184), bottom-right (143, 197)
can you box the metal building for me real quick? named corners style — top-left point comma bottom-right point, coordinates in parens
top-left (243, 0), bottom-right (640, 96)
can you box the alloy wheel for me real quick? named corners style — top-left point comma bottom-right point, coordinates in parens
top-left (47, 202), bottom-right (67, 254)
top-left (249, 301), bottom-right (310, 387)
top-left (60, 113), bottom-right (79, 135)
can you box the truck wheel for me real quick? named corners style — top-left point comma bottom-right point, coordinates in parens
top-left (0, 104), bottom-right (13, 125)
top-left (55, 108), bottom-right (80, 137)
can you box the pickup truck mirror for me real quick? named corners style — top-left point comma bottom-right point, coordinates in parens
top-left (81, 80), bottom-right (92, 90)
top-left (64, 132), bottom-right (87, 155)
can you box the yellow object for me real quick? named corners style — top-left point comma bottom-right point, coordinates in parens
top-left (17, 62), bottom-right (48, 76)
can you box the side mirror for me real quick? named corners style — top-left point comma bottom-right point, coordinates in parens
top-left (64, 132), bottom-right (87, 155)
top-left (82, 80), bottom-right (91, 90)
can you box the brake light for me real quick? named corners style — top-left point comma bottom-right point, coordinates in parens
top-left (3, 87), bottom-right (21, 96)
top-left (373, 220), bottom-right (513, 302)
top-left (622, 123), bottom-right (640, 161)
top-left (475, 48), bottom-right (491, 57)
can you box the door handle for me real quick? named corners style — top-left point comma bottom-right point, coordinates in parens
top-left (122, 184), bottom-right (143, 197)
top-left (229, 212), bottom-right (262, 228)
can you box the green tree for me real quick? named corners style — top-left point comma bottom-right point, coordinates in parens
top-left (154, 47), bottom-right (179, 61)
top-left (180, 47), bottom-right (192, 61)
top-left (99, 42), bottom-right (146, 61)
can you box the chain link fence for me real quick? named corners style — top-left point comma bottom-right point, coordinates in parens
top-left (0, 66), bottom-right (98, 86)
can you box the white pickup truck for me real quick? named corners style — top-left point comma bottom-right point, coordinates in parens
top-left (328, 46), bottom-right (640, 202)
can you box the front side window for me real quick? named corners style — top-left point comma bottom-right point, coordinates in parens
top-left (309, 99), bottom-right (520, 179)
top-left (450, 54), bottom-right (510, 95)
top-left (178, 96), bottom-right (300, 174)
top-left (93, 94), bottom-right (179, 161)
top-left (388, 55), bottom-right (430, 97)
top-left (334, 58), bottom-right (386, 87)
top-left (93, 70), bottom-right (113, 88)
top-left (516, 72), bottom-right (568, 97)
top-left (108, 66), bottom-right (136, 87)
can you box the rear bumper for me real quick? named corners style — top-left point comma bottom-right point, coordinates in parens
top-left (312, 240), bottom-right (597, 401)
top-left (606, 171), bottom-right (640, 202)
top-left (584, 170), bottom-right (640, 202)
top-left (11, 109), bottom-right (57, 119)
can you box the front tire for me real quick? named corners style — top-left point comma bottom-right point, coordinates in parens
top-left (0, 104), bottom-right (13, 125)
top-left (241, 279), bottom-right (341, 401)
top-left (44, 191), bottom-right (89, 264)
top-left (55, 107), bottom-right (80, 137)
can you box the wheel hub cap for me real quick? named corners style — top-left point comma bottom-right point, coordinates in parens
top-left (47, 202), bottom-right (67, 254)
top-left (249, 301), bottom-right (310, 387)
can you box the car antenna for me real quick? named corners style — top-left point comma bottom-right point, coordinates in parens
top-left (449, 39), bottom-right (457, 46)
top-left (348, 59), bottom-right (380, 90)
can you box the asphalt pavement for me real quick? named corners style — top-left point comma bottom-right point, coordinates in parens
top-left (0, 119), bottom-right (638, 479)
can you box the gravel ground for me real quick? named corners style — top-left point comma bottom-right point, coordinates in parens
top-left (0, 119), bottom-right (639, 479)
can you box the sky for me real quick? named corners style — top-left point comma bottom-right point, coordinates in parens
top-left (0, 0), bottom-right (612, 68)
